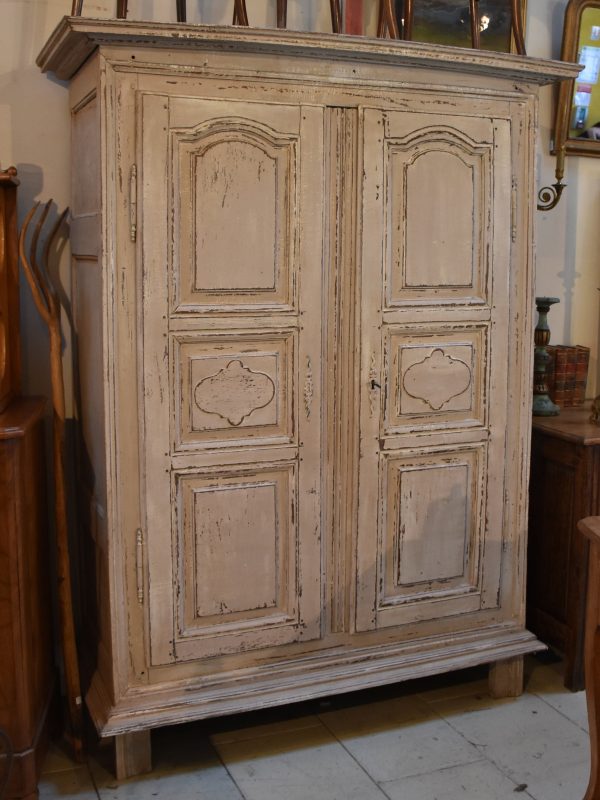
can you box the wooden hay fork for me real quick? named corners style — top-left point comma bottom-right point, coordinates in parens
top-left (381, 0), bottom-right (525, 53)
top-left (70, 0), bottom-right (345, 32)
top-left (19, 202), bottom-right (83, 761)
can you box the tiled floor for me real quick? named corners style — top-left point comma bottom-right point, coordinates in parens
top-left (39, 655), bottom-right (591, 799)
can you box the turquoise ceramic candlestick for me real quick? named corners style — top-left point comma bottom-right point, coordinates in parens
top-left (532, 296), bottom-right (560, 416)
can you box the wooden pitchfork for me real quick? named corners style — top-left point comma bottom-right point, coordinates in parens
top-left (232, 0), bottom-right (343, 32)
top-left (396, 0), bottom-right (526, 53)
top-left (19, 202), bottom-right (83, 761)
top-left (71, 0), bottom-right (127, 16)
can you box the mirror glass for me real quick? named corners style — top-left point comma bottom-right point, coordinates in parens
top-left (555, 0), bottom-right (600, 157)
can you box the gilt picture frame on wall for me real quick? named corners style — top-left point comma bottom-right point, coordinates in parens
top-left (393, 0), bottom-right (526, 52)
top-left (554, 0), bottom-right (600, 158)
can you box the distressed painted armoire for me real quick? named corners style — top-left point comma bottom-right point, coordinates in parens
top-left (38, 17), bottom-right (579, 774)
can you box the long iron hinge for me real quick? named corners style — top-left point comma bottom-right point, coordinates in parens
top-left (511, 176), bottom-right (518, 243)
top-left (136, 527), bottom-right (144, 604)
top-left (129, 164), bottom-right (137, 243)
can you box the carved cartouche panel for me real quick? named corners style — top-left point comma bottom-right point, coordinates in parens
top-left (174, 332), bottom-right (295, 449)
top-left (403, 349), bottom-right (471, 411)
top-left (172, 116), bottom-right (297, 313)
top-left (194, 360), bottom-right (275, 427)
top-left (386, 124), bottom-right (492, 306)
top-left (385, 325), bottom-right (488, 432)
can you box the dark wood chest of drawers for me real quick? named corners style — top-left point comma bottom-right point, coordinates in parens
top-left (0, 398), bottom-right (54, 800)
top-left (527, 406), bottom-right (600, 690)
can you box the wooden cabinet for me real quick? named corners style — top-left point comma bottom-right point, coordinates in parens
top-left (0, 167), bottom-right (20, 413)
top-left (38, 17), bottom-right (578, 764)
top-left (0, 398), bottom-right (53, 800)
top-left (527, 406), bottom-right (600, 691)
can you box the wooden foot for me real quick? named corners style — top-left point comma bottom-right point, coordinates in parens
top-left (114, 731), bottom-right (152, 780)
top-left (488, 656), bottom-right (524, 698)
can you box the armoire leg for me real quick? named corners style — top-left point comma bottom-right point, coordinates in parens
top-left (488, 656), bottom-right (524, 698)
top-left (114, 730), bottom-right (152, 780)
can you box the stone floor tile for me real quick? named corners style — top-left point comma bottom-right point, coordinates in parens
top-left (90, 734), bottom-right (243, 800)
top-left (38, 766), bottom-right (99, 799)
top-left (319, 695), bottom-right (481, 781)
top-left (525, 662), bottom-right (590, 732)
top-left (41, 743), bottom-right (84, 775)
top-left (380, 759), bottom-right (537, 800)
top-left (212, 721), bottom-right (388, 800)
top-left (431, 690), bottom-right (589, 799)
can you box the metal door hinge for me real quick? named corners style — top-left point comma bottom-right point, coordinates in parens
top-left (130, 164), bottom-right (137, 243)
top-left (511, 176), bottom-right (518, 243)
top-left (136, 527), bottom-right (144, 604)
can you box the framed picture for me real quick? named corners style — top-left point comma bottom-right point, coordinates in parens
top-left (394, 0), bottom-right (526, 53)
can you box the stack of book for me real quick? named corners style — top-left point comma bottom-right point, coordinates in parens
top-left (545, 344), bottom-right (590, 408)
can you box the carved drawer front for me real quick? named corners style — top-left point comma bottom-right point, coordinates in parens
top-left (174, 331), bottom-right (295, 450)
top-left (384, 325), bottom-right (488, 433)
top-left (168, 97), bottom-right (302, 314)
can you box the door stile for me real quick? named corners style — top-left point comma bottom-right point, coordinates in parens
top-left (324, 106), bottom-right (361, 636)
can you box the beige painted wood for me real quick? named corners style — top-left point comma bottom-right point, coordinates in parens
top-left (355, 105), bottom-right (512, 634)
top-left (39, 19), bottom-right (579, 767)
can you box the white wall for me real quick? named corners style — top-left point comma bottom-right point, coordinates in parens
top-left (1, 0), bottom-right (596, 403)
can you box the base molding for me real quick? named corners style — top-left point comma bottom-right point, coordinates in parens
top-left (88, 625), bottom-right (543, 736)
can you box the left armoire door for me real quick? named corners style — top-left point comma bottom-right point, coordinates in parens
top-left (139, 93), bottom-right (326, 666)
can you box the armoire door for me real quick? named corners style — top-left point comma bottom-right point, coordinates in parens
top-left (139, 93), bottom-right (325, 665)
top-left (355, 104), bottom-right (513, 633)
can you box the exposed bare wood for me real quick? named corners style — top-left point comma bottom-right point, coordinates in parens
top-left (470, 0), bottom-right (481, 49)
top-left (277, 0), bottom-right (287, 29)
top-left (330, 0), bottom-right (342, 33)
top-left (403, 0), bottom-right (414, 39)
top-left (511, 0), bottom-right (526, 55)
top-left (489, 656), bottom-right (524, 698)
top-left (232, 0), bottom-right (249, 26)
top-left (114, 731), bottom-right (152, 779)
top-left (578, 516), bottom-right (600, 799)
top-left (377, 0), bottom-right (400, 39)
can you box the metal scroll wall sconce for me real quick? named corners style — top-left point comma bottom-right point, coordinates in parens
top-left (539, 0), bottom-right (600, 211)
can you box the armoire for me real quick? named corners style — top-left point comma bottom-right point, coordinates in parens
top-left (38, 16), bottom-right (579, 776)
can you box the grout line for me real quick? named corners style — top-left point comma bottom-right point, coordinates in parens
top-left (86, 758), bottom-right (103, 800)
top-left (422, 697), bottom-right (540, 799)
top-left (528, 686), bottom-right (590, 735)
top-left (209, 737), bottom-right (251, 800)
top-left (316, 712), bottom-right (395, 800)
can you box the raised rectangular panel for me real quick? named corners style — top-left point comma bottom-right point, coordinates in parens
top-left (381, 449), bottom-right (482, 607)
top-left (169, 462), bottom-right (321, 661)
top-left (178, 467), bottom-right (293, 631)
top-left (385, 325), bottom-right (488, 432)
top-left (171, 101), bottom-right (301, 313)
top-left (174, 332), bottom-right (295, 450)
top-left (383, 113), bottom-right (494, 307)
top-left (356, 444), bottom-right (494, 630)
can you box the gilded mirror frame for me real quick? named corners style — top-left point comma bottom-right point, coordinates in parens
top-left (554, 0), bottom-right (600, 158)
